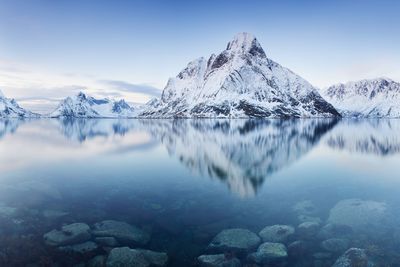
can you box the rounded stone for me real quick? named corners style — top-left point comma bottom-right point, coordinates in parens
top-left (208, 228), bottom-right (261, 253)
top-left (197, 254), bottom-right (241, 267)
top-left (43, 222), bottom-right (91, 246)
top-left (248, 242), bottom-right (288, 264)
top-left (259, 225), bottom-right (295, 243)
top-left (92, 220), bottom-right (150, 245)
top-left (297, 221), bottom-right (320, 238)
top-left (332, 248), bottom-right (369, 267)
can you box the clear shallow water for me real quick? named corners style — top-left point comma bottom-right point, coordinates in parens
top-left (0, 118), bottom-right (400, 266)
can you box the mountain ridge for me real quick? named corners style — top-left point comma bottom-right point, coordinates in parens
top-left (49, 92), bottom-right (137, 118)
top-left (322, 77), bottom-right (400, 117)
top-left (0, 89), bottom-right (39, 118)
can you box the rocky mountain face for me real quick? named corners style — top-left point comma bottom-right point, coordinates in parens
top-left (323, 78), bottom-right (400, 117)
top-left (140, 32), bottom-right (340, 118)
top-left (0, 89), bottom-right (39, 118)
top-left (49, 92), bottom-right (136, 118)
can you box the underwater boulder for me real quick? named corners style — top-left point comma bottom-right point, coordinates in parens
top-left (328, 199), bottom-right (387, 231)
top-left (259, 225), bottom-right (295, 243)
top-left (297, 221), bottom-right (320, 239)
top-left (43, 222), bottom-right (91, 246)
top-left (207, 228), bottom-right (261, 254)
top-left (332, 248), bottom-right (369, 267)
top-left (248, 242), bottom-right (288, 264)
top-left (197, 254), bottom-right (241, 267)
top-left (92, 220), bottom-right (150, 245)
top-left (106, 247), bottom-right (168, 267)
top-left (59, 241), bottom-right (98, 254)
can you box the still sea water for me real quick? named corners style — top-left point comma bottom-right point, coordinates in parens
top-left (1, 118), bottom-right (400, 266)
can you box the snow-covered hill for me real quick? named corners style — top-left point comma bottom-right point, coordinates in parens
top-left (49, 92), bottom-right (136, 118)
top-left (323, 78), bottom-right (400, 117)
top-left (140, 32), bottom-right (340, 118)
top-left (0, 89), bottom-right (39, 118)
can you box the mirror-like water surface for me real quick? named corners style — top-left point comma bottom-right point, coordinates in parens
top-left (1, 118), bottom-right (400, 266)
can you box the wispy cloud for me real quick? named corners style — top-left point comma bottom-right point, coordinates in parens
top-left (100, 80), bottom-right (162, 97)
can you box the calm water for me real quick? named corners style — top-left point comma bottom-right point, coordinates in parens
top-left (1, 118), bottom-right (400, 266)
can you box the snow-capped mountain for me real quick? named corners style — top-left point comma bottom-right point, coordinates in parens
top-left (0, 89), bottom-right (39, 118)
top-left (49, 92), bottom-right (136, 118)
top-left (140, 32), bottom-right (340, 118)
top-left (323, 78), bottom-right (400, 117)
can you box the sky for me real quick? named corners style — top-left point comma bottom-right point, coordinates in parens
top-left (1, 0), bottom-right (400, 113)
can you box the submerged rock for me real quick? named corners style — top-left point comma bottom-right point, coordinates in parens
top-left (138, 249), bottom-right (169, 266)
top-left (93, 220), bottom-right (150, 245)
top-left (87, 255), bottom-right (106, 267)
top-left (259, 225), bottom-right (295, 243)
top-left (59, 241), bottom-right (98, 254)
top-left (332, 248), bottom-right (369, 267)
top-left (95, 237), bottom-right (119, 247)
top-left (317, 223), bottom-right (353, 240)
top-left (106, 247), bottom-right (168, 267)
top-left (197, 254), bottom-right (241, 267)
top-left (44, 223), bottom-right (91, 246)
top-left (248, 242), bottom-right (288, 264)
top-left (293, 200), bottom-right (317, 215)
top-left (321, 238), bottom-right (350, 253)
top-left (106, 247), bottom-right (148, 267)
top-left (287, 240), bottom-right (310, 257)
top-left (297, 214), bottom-right (322, 224)
top-left (328, 199), bottom-right (387, 231)
top-left (207, 228), bottom-right (261, 253)
top-left (297, 221), bottom-right (320, 238)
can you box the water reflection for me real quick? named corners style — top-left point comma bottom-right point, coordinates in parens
top-left (326, 119), bottom-right (400, 156)
top-left (0, 119), bottom-right (25, 139)
top-left (140, 119), bottom-right (338, 196)
top-left (3, 118), bottom-right (400, 196)
top-left (57, 118), bottom-right (138, 142)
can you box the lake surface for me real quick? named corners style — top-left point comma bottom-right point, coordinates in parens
top-left (1, 118), bottom-right (400, 266)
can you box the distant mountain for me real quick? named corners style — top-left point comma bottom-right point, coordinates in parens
top-left (323, 78), bottom-right (400, 117)
top-left (49, 92), bottom-right (136, 118)
top-left (140, 32), bottom-right (340, 118)
top-left (0, 89), bottom-right (39, 118)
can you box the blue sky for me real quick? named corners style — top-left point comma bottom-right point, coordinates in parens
top-left (1, 0), bottom-right (399, 112)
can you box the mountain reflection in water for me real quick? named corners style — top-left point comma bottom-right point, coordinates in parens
top-left (2, 118), bottom-right (400, 197)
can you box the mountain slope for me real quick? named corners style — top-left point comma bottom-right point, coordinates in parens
top-left (0, 89), bottom-right (39, 118)
top-left (140, 32), bottom-right (340, 118)
top-left (323, 78), bottom-right (400, 117)
top-left (49, 92), bottom-right (136, 118)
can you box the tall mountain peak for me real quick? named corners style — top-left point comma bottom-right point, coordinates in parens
top-left (226, 32), bottom-right (266, 58)
top-left (140, 32), bottom-right (339, 118)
